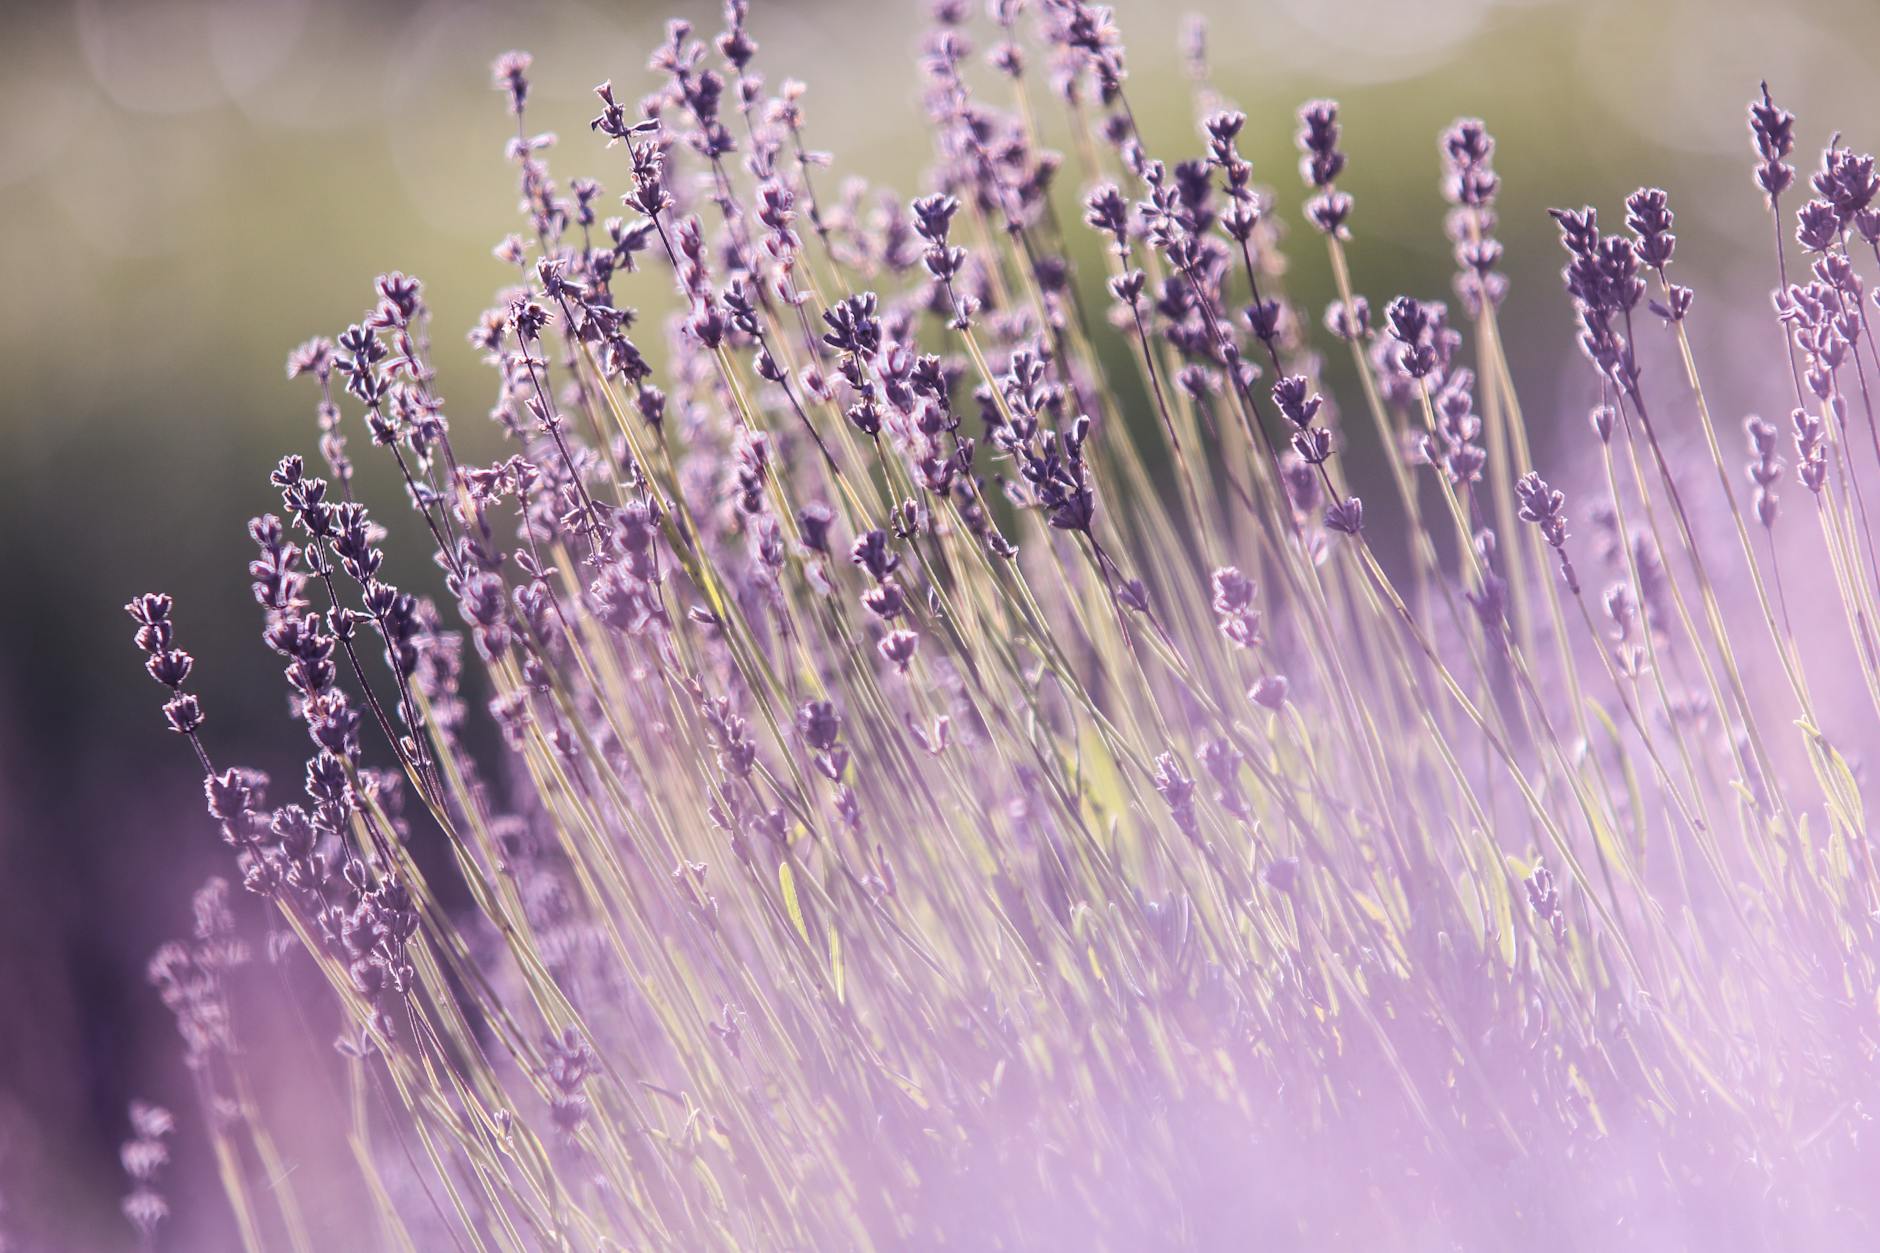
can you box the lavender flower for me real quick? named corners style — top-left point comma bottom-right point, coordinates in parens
top-left (1750, 81), bottom-right (1796, 203)
top-left (1296, 99), bottom-right (1352, 237)
top-left (119, 1102), bottom-right (173, 1248)
top-left (1745, 416), bottom-right (1784, 526)
top-left (104, 15), bottom-right (1880, 1252)
top-left (1516, 471), bottom-right (1580, 593)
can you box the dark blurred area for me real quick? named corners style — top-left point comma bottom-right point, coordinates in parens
top-left (4, 0), bottom-right (1879, 1244)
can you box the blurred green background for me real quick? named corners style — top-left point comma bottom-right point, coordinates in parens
top-left (3, 0), bottom-right (1874, 1244)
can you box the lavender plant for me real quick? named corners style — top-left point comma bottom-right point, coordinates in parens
top-left (119, 3), bottom-right (1880, 1248)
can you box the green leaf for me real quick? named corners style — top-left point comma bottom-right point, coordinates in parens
top-left (780, 860), bottom-right (810, 947)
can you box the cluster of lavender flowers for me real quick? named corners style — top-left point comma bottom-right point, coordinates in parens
top-left (118, 3), bottom-right (1880, 1248)
top-left (118, 1103), bottom-right (173, 1251)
